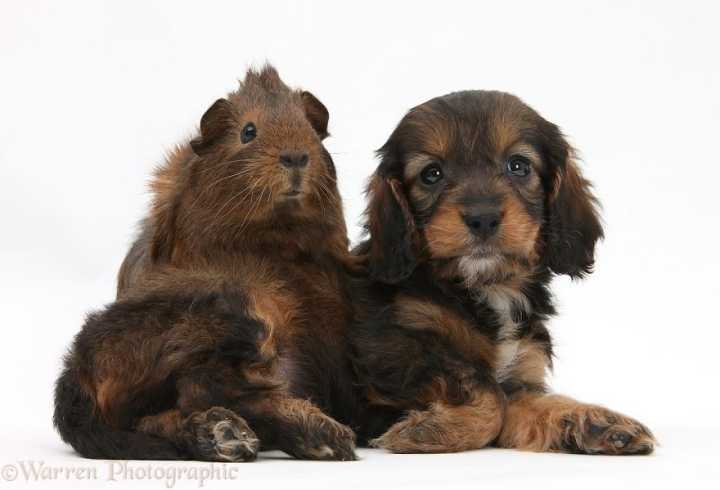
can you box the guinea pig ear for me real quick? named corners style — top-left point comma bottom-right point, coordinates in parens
top-left (545, 144), bottom-right (604, 278)
top-left (190, 98), bottom-right (235, 155)
top-left (301, 91), bottom-right (329, 140)
top-left (364, 171), bottom-right (418, 283)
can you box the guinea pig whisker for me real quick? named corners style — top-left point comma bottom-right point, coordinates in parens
top-left (190, 161), bottom-right (266, 212)
top-left (191, 158), bottom-right (247, 176)
top-left (313, 179), bottom-right (333, 202)
top-left (321, 174), bottom-right (338, 195)
top-left (204, 169), bottom-right (252, 192)
top-left (210, 179), bottom-right (261, 226)
top-left (216, 158), bottom-right (251, 166)
top-left (233, 177), bottom-right (273, 223)
top-left (233, 182), bottom-right (273, 236)
top-left (191, 156), bottom-right (261, 184)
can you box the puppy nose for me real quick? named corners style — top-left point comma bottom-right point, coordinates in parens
top-left (279, 151), bottom-right (309, 168)
top-left (463, 212), bottom-right (501, 240)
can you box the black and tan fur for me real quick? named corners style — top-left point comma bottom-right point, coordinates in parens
top-left (53, 66), bottom-right (359, 461)
top-left (351, 91), bottom-right (655, 455)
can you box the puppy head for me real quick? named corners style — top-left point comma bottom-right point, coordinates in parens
top-left (365, 91), bottom-right (603, 284)
top-left (187, 64), bottom-right (337, 224)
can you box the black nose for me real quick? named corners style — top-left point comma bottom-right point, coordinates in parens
top-left (463, 212), bottom-right (501, 240)
top-left (279, 151), bottom-right (309, 168)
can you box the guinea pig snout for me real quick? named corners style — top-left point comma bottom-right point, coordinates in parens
top-left (279, 151), bottom-right (309, 169)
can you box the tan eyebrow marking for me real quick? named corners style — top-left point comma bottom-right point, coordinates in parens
top-left (404, 152), bottom-right (439, 182)
top-left (506, 143), bottom-right (542, 168)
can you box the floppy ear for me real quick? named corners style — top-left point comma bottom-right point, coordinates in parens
top-left (301, 91), bottom-right (329, 139)
top-left (545, 147), bottom-right (604, 278)
top-left (364, 172), bottom-right (418, 283)
top-left (190, 98), bottom-right (235, 155)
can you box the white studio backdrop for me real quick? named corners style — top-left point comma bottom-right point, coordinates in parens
top-left (1, 1), bottom-right (718, 489)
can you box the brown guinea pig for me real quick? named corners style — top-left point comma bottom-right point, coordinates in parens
top-left (53, 65), bottom-right (358, 462)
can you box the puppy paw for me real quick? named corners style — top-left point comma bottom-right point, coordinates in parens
top-left (371, 410), bottom-right (452, 453)
top-left (183, 407), bottom-right (259, 462)
top-left (561, 407), bottom-right (656, 455)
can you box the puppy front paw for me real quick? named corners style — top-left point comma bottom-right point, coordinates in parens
top-left (371, 410), bottom-right (454, 453)
top-left (561, 407), bottom-right (656, 455)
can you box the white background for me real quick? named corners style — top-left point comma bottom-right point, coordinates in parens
top-left (1, 1), bottom-right (719, 489)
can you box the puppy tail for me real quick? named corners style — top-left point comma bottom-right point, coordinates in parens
top-left (53, 363), bottom-right (183, 460)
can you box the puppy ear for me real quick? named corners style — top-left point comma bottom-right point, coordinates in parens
top-left (301, 91), bottom-right (329, 140)
top-left (190, 98), bottom-right (235, 155)
top-left (545, 147), bottom-right (604, 278)
top-left (364, 172), bottom-right (418, 283)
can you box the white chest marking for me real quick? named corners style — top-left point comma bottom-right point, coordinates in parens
top-left (457, 256), bottom-right (532, 382)
top-left (478, 284), bottom-right (531, 383)
top-left (458, 256), bottom-right (500, 284)
top-left (495, 341), bottom-right (520, 382)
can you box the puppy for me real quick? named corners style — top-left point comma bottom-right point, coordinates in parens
top-left (351, 90), bottom-right (656, 455)
top-left (54, 66), bottom-right (358, 461)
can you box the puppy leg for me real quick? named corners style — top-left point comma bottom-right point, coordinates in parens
top-left (372, 387), bottom-right (504, 453)
top-left (497, 393), bottom-right (655, 455)
top-left (353, 303), bottom-right (504, 453)
top-left (137, 408), bottom-right (259, 462)
top-left (240, 396), bottom-right (357, 461)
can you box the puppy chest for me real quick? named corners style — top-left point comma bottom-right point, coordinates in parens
top-left (476, 285), bottom-right (531, 383)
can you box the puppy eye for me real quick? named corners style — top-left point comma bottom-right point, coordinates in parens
top-left (506, 156), bottom-right (531, 177)
top-left (420, 164), bottom-right (444, 185)
top-left (241, 123), bottom-right (257, 144)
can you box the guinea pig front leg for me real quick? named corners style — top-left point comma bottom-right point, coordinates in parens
top-left (237, 395), bottom-right (357, 461)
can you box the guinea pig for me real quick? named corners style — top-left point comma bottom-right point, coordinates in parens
top-left (54, 65), bottom-right (358, 462)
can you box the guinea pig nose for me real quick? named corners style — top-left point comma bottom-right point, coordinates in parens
top-left (279, 151), bottom-right (309, 168)
top-left (463, 212), bottom-right (501, 240)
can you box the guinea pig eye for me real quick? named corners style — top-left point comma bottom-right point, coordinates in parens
top-left (240, 123), bottom-right (257, 144)
top-left (506, 156), bottom-right (531, 177)
top-left (420, 164), bottom-right (444, 185)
